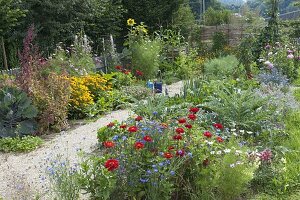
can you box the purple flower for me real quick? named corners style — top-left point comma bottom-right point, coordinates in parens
top-left (258, 149), bottom-right (272, 162)
top-left (287, 53), bottom-right (294, 59)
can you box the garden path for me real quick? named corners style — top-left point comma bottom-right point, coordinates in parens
top-left (0, 81), bottom-right (183, 200)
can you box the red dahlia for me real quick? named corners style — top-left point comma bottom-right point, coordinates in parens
top-left (115, 65), bottom-right (122, 70)
top-left (164, 152), bottom-right (173, 159)
top-left (188, 114), bottom-right (197, 121)
top-left (178, 118), bottom-right (186, 124)
top-left (136, 70), bottom-right (143, 76)
top-left (173, 134), bottom-right (183, 140)
top-left (185, 124), bottom-right (192, 129)
top-left (107, 122), bottom-right (115, 127)
top-left (189, 107), bottom-right (200, 113)
top-left (135, 116), bottom-right (143, 121)
top-left (168, 146), bottom-right (175, 151)
top-left (213, 123), bottom-right (223, 130)
top-left (143, 135), bottom-right (153, 142)
top-left (103, 141), bottom-right (115, 148)
top-left (203, 131), bottom-right (212, 138)
top-left (216, 136), bottom-right (224, 143)
top-left (175, 127), bottom-right (185, 134)
top-left (104, 159), bottom-right (119, 171)
top-left (128, 126), bottom-right (138, 132)
top-left (120, 124), bottom-right (127, 129)
top-left (134, 142), bottom-right (144, 149)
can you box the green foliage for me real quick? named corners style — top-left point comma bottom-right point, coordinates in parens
top-left (0, 86), bottom-right (38, 138)
top-left (211, 32), bottom-right (229, 55)
top-left (172, 4), bottom-right (197, 40)
top-left (105, 72), bottom-right (134, 89)
top-left (129, 38), bottom-right (162, 80)
top-left (204, 55), bottom-right (242, 80)
top-left (204, 87), bottom-right (271, 131)
top-left (204, 7), bottom-right (231, 26)
top-left (0, 0), bottom-right (26, 36)
top-left (0, 136), bottom-right (43, 152)
top-left (293, 88), bottom-right (300, 102)
top-left (174, 50), bottom-right (203, 79)
top-left (78, 156), bottom-right (117, 200)
top-left (121, 85), bottom-right (152, 101)
top-left (47, 155), bottom-right (81, 200)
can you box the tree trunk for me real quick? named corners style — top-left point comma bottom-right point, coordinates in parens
top-left (1, 36), bottom-right (8, 70)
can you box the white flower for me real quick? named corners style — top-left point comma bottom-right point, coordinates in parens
top-left (210, 151), bottom-right (215, 155)
top-left (224, 149), bottom-right (231, 153)
top-left (230, 164), bottom-right (235, 168)
top-left (217, 151), bottom-right (222, 155)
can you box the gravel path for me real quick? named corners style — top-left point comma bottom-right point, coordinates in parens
top-left (0, 81), bottom-right (184, 200)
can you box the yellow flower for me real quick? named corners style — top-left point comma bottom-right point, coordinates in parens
top-left (127, 18), bottom-right (136, 26)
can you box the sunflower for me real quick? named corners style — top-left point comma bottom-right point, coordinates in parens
top-left (127, 18), bottom-right (136, 26)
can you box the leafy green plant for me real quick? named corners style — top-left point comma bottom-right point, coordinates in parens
top-left (78, 155), bottom-right (117, 200)
top-left (204, 87), bottom-right (272, 131)
top-left (0, 86), bottom-right (38, 138)
top-left (212, 31), bottom-right (229, 55)
top-left (203, 55), bottom-right (242, 80)
top-left (0, 136), bottom-right (43, 152)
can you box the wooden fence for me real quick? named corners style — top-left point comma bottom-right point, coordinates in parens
top-left (200, 24), bottom-right (250, 46)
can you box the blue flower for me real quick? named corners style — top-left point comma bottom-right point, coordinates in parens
top-left (122, 136), bottom-right (127, 141)
top-left (164, 160), bottom-right (171, 165)
top-left (170, 171), bottom-right (175, 176)
top-left (153, 169), bottom-right (159, 173)
top-left (187, 152), bottom-right (193, 158)
top-left (152, 164), bottom-right (157, 168)
top-left (159, 162), bottom-right (164, 167)
top-left (140, 178), bottom-right (149, 183)
top-left (153, 111), bottom-right (158, 115)
top-left (146, 170), bottom-right (152, 174)
top-left (112, 135), bottom-right (119, 141)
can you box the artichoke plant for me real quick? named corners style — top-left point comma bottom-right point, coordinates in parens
top-left (0, 87), bottom-right (38, 138)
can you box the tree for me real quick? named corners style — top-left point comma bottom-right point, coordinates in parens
top-left (122, 0), bottom-right (184, 29)
top-left (0, 0), bottom-right (25, 70)
top-left (19, 0), bottom-right (124, 55)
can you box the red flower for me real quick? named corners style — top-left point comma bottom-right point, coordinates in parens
top-left (216, 136), bottom-right (224, 143)
top-left (120, 124), bottom-right (127, 129)
top-left (128, 126), bottom-right (138, 132)
top-left (175, 127), bottom-right (185, 134)
top-left (124, 70), bottom-right (131, 75)
top-left (203, 131), bottom-right (212, 138)
top-left (164, 152), bottom-right (173, 159)
top-left (188, 114), bottom-right (197, 121)
top-left (185, 124), bottom-right (192, 129)
top-left (178, 118), bottom-right (186, 124)
top-left (176, 149), bottom-right (185, 157)
top-left (143, 135), bottom-right (153, 142)
top-left (135, 70), bottom-right (143, 76)
top-left (134, 142), bottom-right (144, 149)
top-left (189, 107), bottom-right (200, 113)
top-left (213, 123), bottom-right (223, 130)
top-left (203, 158), bottom-right (209, 167)
top-left (104, 159), bottom-right (119, 171)
top-left (173, 134), bottom-right (183, 140)
top-left (168, 146), bottom-right (175, 151)
top-left (103, 141), bottom-right (115, 148)
top-left (135, 116), bottom-right (143, 121)
top-left (115, 65), bottom-right (123, 70)
top-left (107, 122), bottom-right (115, 127)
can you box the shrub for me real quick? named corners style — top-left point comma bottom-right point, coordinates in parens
top-left (0, 86), bottom-right (38, 138)
top-left (0, 136), bottom-right (43, 152)
top-left (203, 55), bottom-right (242, 80)
top-left (257, 68), bottom-right (289, 86)
top-left (121, 85), bottom-right (153, 101)
top-left (31, 72), bottom-right (70, 133)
